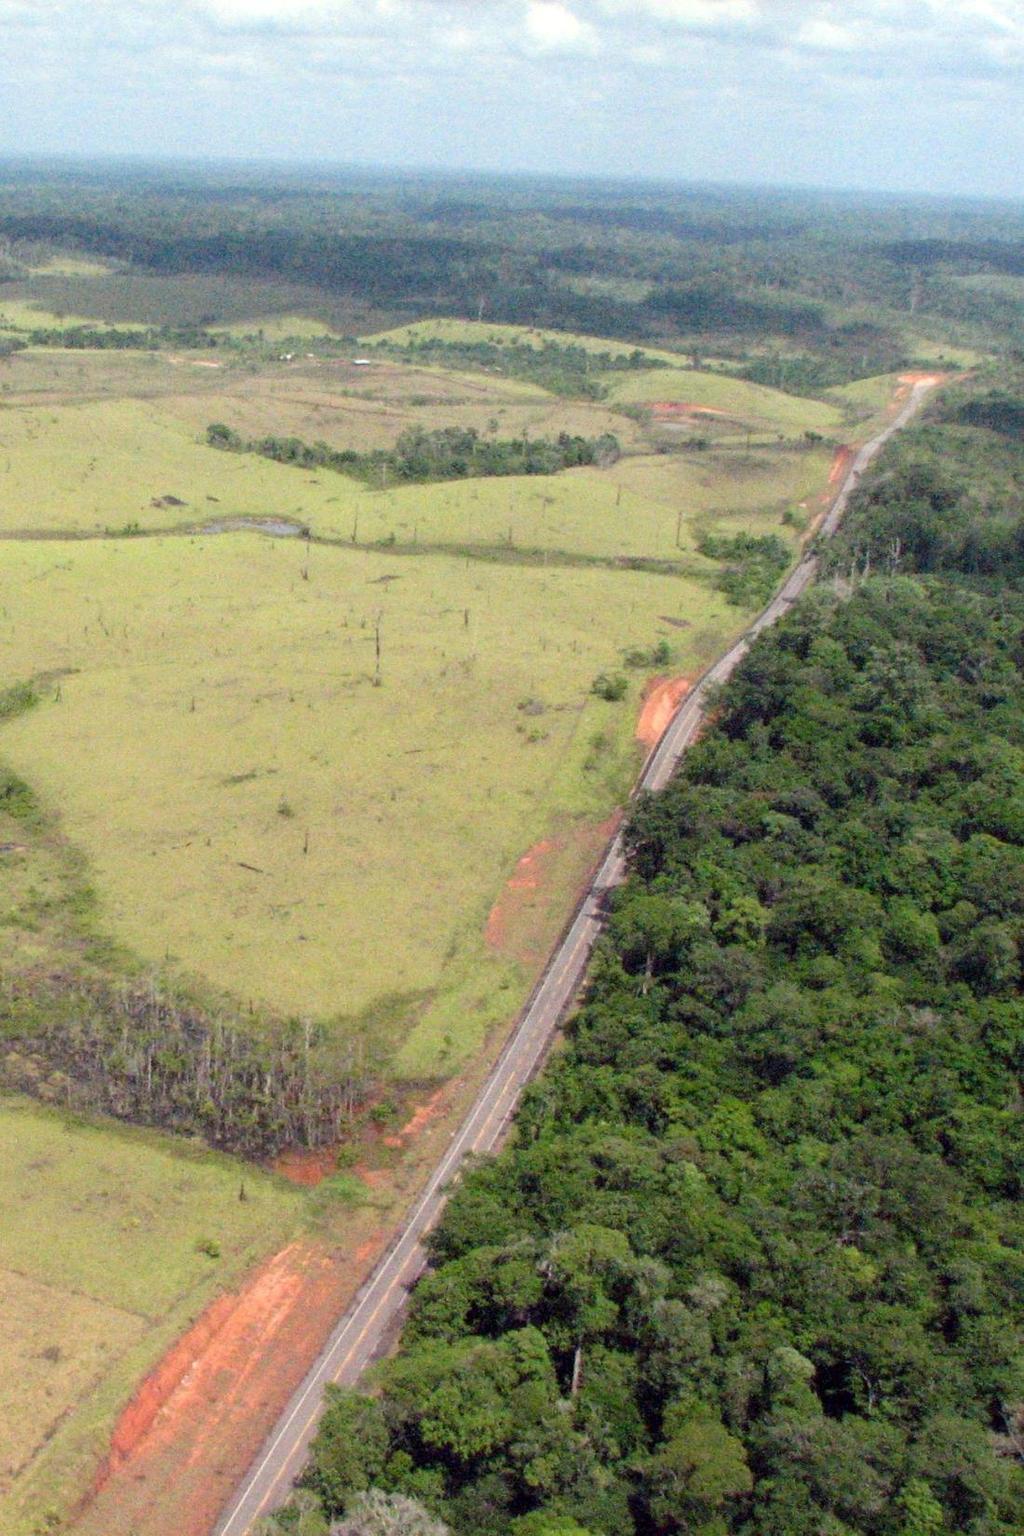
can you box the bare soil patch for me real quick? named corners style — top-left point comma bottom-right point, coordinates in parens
top-left (271, 1146), bottom-right (339, 1186)
top-left (635, 675), bottom-right (693, 749)
top-left (485, 814), bottom-right (622, 973)
top-left (649, 400), bottom-right (731, 420)
top-left (71, 1232), bottom-right (389, 1536)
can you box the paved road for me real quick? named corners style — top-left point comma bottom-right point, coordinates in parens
top-left (214, 377), bottom-right (938, 1536)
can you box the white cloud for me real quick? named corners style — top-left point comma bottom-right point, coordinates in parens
top-left (619, 0), bottom-right (759, 27)
top-left (795, 17), bottom-right (859, 52)
top-left (524, 1), bottom-right (594, 51)
top-left (0, 0), bottom-right (1020, 191)
top-left (200, 0), bottom-right (352, 28)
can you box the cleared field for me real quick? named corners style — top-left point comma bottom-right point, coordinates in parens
top-left (27, 256), bottom-right (116, 278)
top-left (605, 365), bottom-right (844, 435)
top-left (0, 533), bottom-right (740, 1056)
top-left (901, 331), bottom-right (987, 368)
top-left (159, 360), bottom-right (633, 454)
top-left (0, 296), bottom-right (148, 332)
top-left (0, 332), bottom-right (871, 1081)
top-left (361, 315), bottom-right (688, 364)
top-left (0, 386), bottom-right (629, 539)
top-left (215, 314), bottom-right (344, 341)
top-left (295, 443), bottom-right (830, 560)
top-left (0, 395), bottom-right (250, 533)
top-left (0, 356), bottom-right (823, 550)
top-left (0, 272), bottom-right (395, 333)
top-left (0, 1095), bottom-right (304, 1534)
top-left (827, 370), bottom-right (905, 418)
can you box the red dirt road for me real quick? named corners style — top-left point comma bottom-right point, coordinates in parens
top-left (72, 1236), bottom-right (388, 1536)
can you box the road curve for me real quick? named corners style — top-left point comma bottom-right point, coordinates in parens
top-left (214, 377), bottom-right (939, 1536)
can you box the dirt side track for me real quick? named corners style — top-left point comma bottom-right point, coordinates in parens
top-left (204, 375), bottom-right (941, 1535)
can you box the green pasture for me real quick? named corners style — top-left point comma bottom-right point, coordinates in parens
top-left (900, 331), bottom-right (987, 368)
top-left (0, 1095), bottom-right (303, 1534)
top-left (160, 358), bottom-right (606, 450)
top-left (26, 255), bottom-right (115, 278)
top-left (826, 371), bottom-right (904, 419)
top-left (0, 296), bottom-right (148, 333)
top-left (0, 380), bottom-right (819, 557)
top-left (0, 534), bottom-right (742, 1050)
top-left (0, 335), bottom-right (856, 1071)
top-left (286, 442), bottom-right (829, 561)
top-left (361, 315), bottom-right (687, 365)
top-left (605, 365), bottom-right (844, 435)
top-left (2, 271), bottom-right (395, 333)
top-left (215, 314), bottom-right (344, 341)
top-left (0, 345), bottom-right (237, 410)
top-left (0, 395), bottom-right (296, 534)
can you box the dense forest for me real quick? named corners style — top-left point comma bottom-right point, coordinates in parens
top-left (283, 377), bottom-right (1024, 1535)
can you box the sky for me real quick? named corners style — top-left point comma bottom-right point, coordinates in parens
top-left (0, 0), bottom-right (1022, 197)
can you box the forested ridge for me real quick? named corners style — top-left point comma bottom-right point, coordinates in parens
top-left (287, 380), bottom-right (1024, 1536)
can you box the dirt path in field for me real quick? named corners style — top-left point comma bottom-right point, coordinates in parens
top-left (71, 1234), bottom-right (388, 1536)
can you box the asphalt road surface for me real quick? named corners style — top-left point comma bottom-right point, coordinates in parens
top-left (214, 376), bottom-right (938, 1536)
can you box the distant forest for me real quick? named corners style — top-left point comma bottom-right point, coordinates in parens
top-left (2, 163), bottom-right (1023, 359)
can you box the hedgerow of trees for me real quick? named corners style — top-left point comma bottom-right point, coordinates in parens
top-left (206, 423), bottom-right (621, 485)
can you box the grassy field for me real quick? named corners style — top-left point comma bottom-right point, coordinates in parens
top-left (0, 323), bottom-right (882, 1081)
top-left (26, 256), bottom-right (116, 278)
top-left (605, 364), bottom-right (844, 435)
top-left (0, 307), bottom-right (865, 1102)
top-left (0, 532), bottom-right (740, 1057)
top-left (0, 296), bottom-right (149, 332)
top-left (0, 271), bottom-right (396, 334)
top-left (215, 314), bottom-right (345, 341)
top-left (0, 304), bottom-right (897, 1050)
top-left (361, 315), bottom-right (688, 364)
top-left (0, 1095), bottom-right (305, 1535)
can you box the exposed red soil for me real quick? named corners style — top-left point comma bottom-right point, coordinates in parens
top-left (826, 445), bottom-right (854, 489)
top-left (72, 1232), bottom-right (389, 1536)
top-left (484, 838), bottom-right (559, 955)
top-left (635, 674), bottom-right (692, 749)
top-left (890, 371), bottom-right (949, 412)
top-left (354, 1162), bottom-right (390, 1189)
top-left (801, 444), bottom-right (854, 539)
top-left (271, 1145), bottom-right (339, 1186)
top-left (384, 1086), bottom-right (448, 1148)
top-left (650, 400), bottom-right (730, 420)
top-left (485, 813), bottom-right (622, 971)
